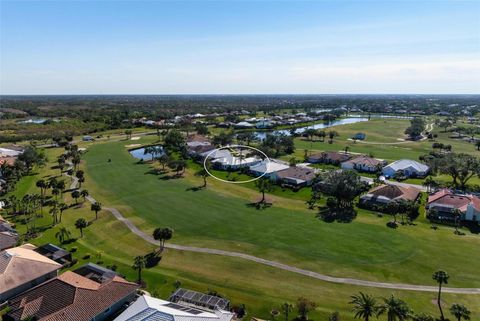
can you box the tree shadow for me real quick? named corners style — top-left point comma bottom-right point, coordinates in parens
top-left (145, 251), bottom-right (162, 268)
top-left (463, 222), bottom-right (480, 234)
top-left (246, 202), bottom-right (272, 210)
top-left (316, 207), bottom-right (356, 223)
top-left (186, 186), bottom-right (205, 192)
top-left (160, 174), bottom-right (183, 180)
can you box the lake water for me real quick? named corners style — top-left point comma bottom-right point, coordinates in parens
top-left (254, 117), bottom-right (369, 140)
top-left (129, 145), bottom-right (164, 160)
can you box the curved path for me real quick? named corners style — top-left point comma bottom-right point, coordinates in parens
top-left (64, 165), bottom-right (480, 294)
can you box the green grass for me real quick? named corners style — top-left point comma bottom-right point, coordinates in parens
top-left (78, 137), bottom-right (480, 289)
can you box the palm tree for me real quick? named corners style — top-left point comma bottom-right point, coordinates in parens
top-left (80, 189), bottom-right (89, 202)
top-left (195, 168), bottom-right (209, 188)
top-left (296, 297), bottom-right (316, 321)
top-left (36, 179), bottom-right (47, 197)
top-left (132, 255), bottom-right (146, 283)
top-left (71, 190), bottom-right (80, 204)
top-left (350, 292), bottom-right (380, 321)
top-left (75, 218), bottom-right (88, 237)
top-left (378, 294), bottom-right (411, 321)
top-left (432, 270), bottom-right (449, 321)
top-left (55, 227), bottom-right (71, 244)
top-left (452, 208), bottom-right (462, 234)
top-left (255, 177), bottom-right (273, 204)
top-left (144, 146), bottom-right (156, 161)
top-left (90, 202), bottom-right (102, 220)
top-left (49, 202), bottom-right (60, 226)
top-left (59, 203), bottom-right (68, 223)
top-left (450, 304), bottom-right (471, 321)
top-left (153, 227), bottom-right (174, 251)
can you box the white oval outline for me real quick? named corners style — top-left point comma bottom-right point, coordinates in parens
top-left (203, 144), bottom-right (271, 184)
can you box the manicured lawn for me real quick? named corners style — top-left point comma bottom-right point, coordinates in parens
top-left (80, 137), bottom-right (480, 289)
top-left (4, 138), bottom-right (480, 318)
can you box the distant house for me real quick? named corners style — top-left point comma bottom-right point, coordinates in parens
top-left (360, 184), bottom-right (421, 206)
top-left (0, 147), bottom-right (22, 158)
top-left (34, 243), bottom-right (72, 267)
top-left (211, 153), bottom-right (261, 170)
top-left (187, 134), bottom-right (211, 147)
top-left (255, 120), bottom-right (274, 129)
top-left (249, 159), bottom-right (290, 178)
top-left (5, 263), bottom-right (139, 321)
top-left (426, 189), bottom-right (480, 222)
top-left (188, 144), bottom-right (216, 158)
top-left (308, 151), bottom-right (351, 165)
top-left (0, 244), bottom-right (62, 302)
top-left (82, 135), bottom-right (94, 142)
top-left (341, 156), bottom-right (385, 173)
top-left (114, 295), bottom-right (234, 321)
top-left (353, 133), bottom-right (366, 140)
top-left (274, 166), bottom-right (317, 187)
top-left (234, 121), bottom-right (254, 129)
top-left (382, 159), bottom-right (429, 178)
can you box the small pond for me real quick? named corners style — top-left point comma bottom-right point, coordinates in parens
top-left (129, 145), bottom-right (164, 160)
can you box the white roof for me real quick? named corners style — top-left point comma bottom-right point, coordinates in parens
top-left (0, 148), bottom-right (21, 157)
top-left (235, 121), bottom-right (253, 127)
top-left (114, 295), bottom-right (234, 321)
top-left (212, 154), bottom-right (260, 167)
top-left (383, 159), bottom-right (429, 172)
top-left (249, 159), bottom-right (289, 174)
top-left (201, 149), bottom-right (231, 159)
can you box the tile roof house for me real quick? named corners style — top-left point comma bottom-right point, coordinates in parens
top-left (0, 244), bottom-right (62, 303)
top-left (0, 216), bottom-right (18, 251)
top-left (382, 159), bottom-right (430, 178)
top-left (360, 184), bottom-right (421, 205)
top-left (307, 151), bottom-right (351, 165)
top-left (114, 295), bottom-right (234, 321)
top-left (274, 166), bottom-right (317, 187)
top-left (341, 156), bottom-right (385, 173)
top-left (5, 264), bottom-right (139, 321)
top-left (426, 189), bottom-right (480, 222)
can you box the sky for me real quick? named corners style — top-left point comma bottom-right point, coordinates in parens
top-left (1, 0), bottom-right (479, 95)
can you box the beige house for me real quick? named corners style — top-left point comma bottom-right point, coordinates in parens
top-left (0, 244), bottom-right (62, 302)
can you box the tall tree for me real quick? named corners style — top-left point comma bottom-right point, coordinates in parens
top-left (153, 227), bottom-right (174, 251)
top-left (377, 295), bottom-right (411, 321)
top-left (296, 297), bottom-right (316, 321)
top-left (90, 202), bottom-right (102, 220)
top-left (255, 177), bottom-right (273, 204)
top-left (75, 218), bottom-right (88, 238)
top-left (71, 190), bottom-right (81, 204)
top-left (281, 302), bottom-right (293, 321)
top-left (55, 227), bottom-right (71, 244)
top-left (132, 255), bottom-right (147, 283)
top-left (432, 270), bottom-right (449, 321)
top-left (350, 292), bottom-right (380, 321)
top-left (449, 304), bottom-right (471, 321)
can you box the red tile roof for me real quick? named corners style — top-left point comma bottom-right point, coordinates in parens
top-left (427, 189), bottom-right (480, 212)
top-left (7, 271), bottom-right (139, 321)
top-left (367, 184), bottom-right (420, 202)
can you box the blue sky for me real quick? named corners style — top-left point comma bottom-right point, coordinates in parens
top-left (1, 0), bottom-right (479, 94)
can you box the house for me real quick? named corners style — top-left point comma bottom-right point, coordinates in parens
top-left (274, 166), bottom-right (317, 187)
top-left (382, 159), bottom-right (429, 178)
top-left (0, 244), bottom-right (62, 302)
top-left (34, 243), bottom-right (72, 267)
top-left (255, 120), bottom-right (274, 129)
top-left (234, 121), bottom-right (254, 129)
top-left (188, 144), bottom-right (216, 158)
top-left (187, 134), bottom-right (211, 148)
top-left (249, 159), bottom-right (290, 178)
top-left (341, 156), bottom-right (385, 173)
top-left (0, 215), bottom-right (18, 251)
top-left (360, 184), bottom-right (421, 206)
top-left (0, 147), bottom-right (22, 158)
top-left (211, 153), bottom-right (261, 170)
top-left (353, 133), bottom-right (366, 140)
top-left (426, 189), bottom-right (480, 222)
top-left (308, 151), bottom-right (351, 165)
top-left (5, 263), bottom-right (139, 321)
top-left (169, 288), bottom-right (230, 310)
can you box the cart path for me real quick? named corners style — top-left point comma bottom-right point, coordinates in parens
top-left (66, 166), bottom-right (480, 294)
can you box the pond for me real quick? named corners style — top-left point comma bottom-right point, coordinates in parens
top-left (254, 117), bottom-right (369, 140)
top-left (129, 145), bottom-right (164, 160)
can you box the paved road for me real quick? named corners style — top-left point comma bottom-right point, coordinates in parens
top-left (64, 162), bottom-right (480, 294)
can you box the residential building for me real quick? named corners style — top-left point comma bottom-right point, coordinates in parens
top-left (0, 244), bottom-right (62, 302)
top-left (307, 151), bottom-right (351, 165)
top-left (382, 159), bottom-right (429, 178)
top-left (5, 263), bottom-right (139, 321)
top-left (0, 215), bottom-right (18, 250)
top-left (249, 159), bottom-right (290, 178)
top-left (234, 121), bottom-right (254, 129)
top-left (341, 156), bottom-right (385, 173)
top-left (426, 189), bottom-right (480, 222)
top-left (360, 184), bottom-right (421, 206)
top-left (274, 166), bottom-right (317, 187)
top-left (187, 134), bottom-right (211, 148)
top-left (211, 153), bottom-right (261, 170)
top-left (34, 243), bottom-right (72, 267)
